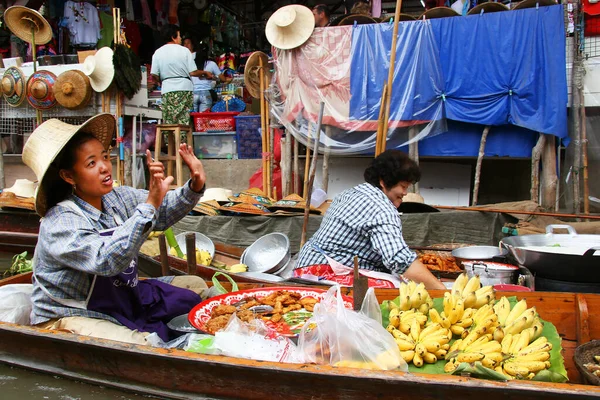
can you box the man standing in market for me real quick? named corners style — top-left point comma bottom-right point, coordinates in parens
top-left (312, 4), bottom-right (331, 27)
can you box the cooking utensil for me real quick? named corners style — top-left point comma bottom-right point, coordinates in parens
top-left (462, 261), bottom-right (518, 286)
top-left (240, 233), bottom-right (291, 274)
top-left (236, 271), bottom-right (285, 283)
top-left (168, 314), bottom-right (201, 333)
top-left (451, 246), bottom-right (508, 263)
top-left (501, 225), bottom-right (600, 283)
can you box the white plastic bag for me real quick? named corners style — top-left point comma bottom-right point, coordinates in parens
top-left (298, 285), bottom-right (407, 371)
top-left (360, 287), bottom-right (382, 326)
top-left (0, 284), bottom-right (33, 325)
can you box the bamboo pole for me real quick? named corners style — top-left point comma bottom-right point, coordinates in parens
top-left (303, 130), bottom-right (312, 199)
top-left (375, 84), bottom-right (388, 156)
top-left (433, 205), bottom-right (600, 220)
top-left (284, 133), bottom-right (292, 196)
top-left (581, 105), bottom-right (589, 214)
top-left (322, 146), bottom-right (330, 193)
top-left (530, 134), bottom-right (546, 203)
top-left (408, 125), bottom-right (419, 193)
top-left (471, 125), bottom-right (490, 206)
top-left (259, 56), bottom-right (268, 193)
top-left (379, 0), bottom-right (403, 155)
top-left (541, 134), bottom-right (557, 210)
top-left (300, 102), bottom-right (325, 248)
top-left (293, 137), bottom-right (300, 194)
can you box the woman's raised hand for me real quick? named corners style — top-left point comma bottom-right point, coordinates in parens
top-left (179, 144), bottom-right (205, 192)
top-left (145, 149), bottom-right (174, 210)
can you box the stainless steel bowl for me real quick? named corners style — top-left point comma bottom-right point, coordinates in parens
top-left (170, 231), bottom-right (215, 259)
top-left (451, 246), bottom-right (508, 262)
top-left (240, 233), bottom-right (291, 274)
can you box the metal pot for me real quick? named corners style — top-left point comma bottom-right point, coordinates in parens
top-left (463, 261), bottom-right (519, 286)
top-left (451, 246), bottom-right (508, 266)
top-left (240, 233), bottom-right (291, 274)
top-left (501, 225), bottom-right (600, 283)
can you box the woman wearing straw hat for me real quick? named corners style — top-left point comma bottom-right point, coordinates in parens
top-left (295, 150), bottom-right (445, 290)
top-left (22, 113), bottom-right (208, 345)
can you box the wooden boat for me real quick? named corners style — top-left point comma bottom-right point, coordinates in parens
top-left (1, 272), bottom-right (599, 399)
top-left (0, 209), bottom-right (40, 253)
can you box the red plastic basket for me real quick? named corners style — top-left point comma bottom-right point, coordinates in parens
top-left (191, 112), bottom-right (239, 132)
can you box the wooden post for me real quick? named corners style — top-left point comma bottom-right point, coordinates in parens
top-left (530, 134), bottom-right (546, 204)
top-left (259, 57), bottom-right (268, 194)
top-left (284, 132), bottom-right (292, 197)
top-left (408, 125), bottom-right (419, 193)
top-left (303, 135), bottom-right (312, 200)
top-left (322, 146), bottom-right (330, 193)
top-left (300, 102), bottom-right (325, 247)
top-left (185, 233), bottom-right (196, 275)
top-left (158, 234), bottom-right (170, 277)
top-left (541, 134), bottom-right (557, 210)
top-left (293, 137), bottom-right (300, 195)
top-left (375, 84), bottom-right (388, 156)
top-left (471, 126), bottom-right (490, 206)
top-left (581, 106), bottom-right (590, 214)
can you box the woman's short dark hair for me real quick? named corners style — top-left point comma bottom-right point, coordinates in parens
top-left (313, 4), bottom-right (330, 18)
top-left (364, 150), bottom-right (421, 190)
top-left (161, 24), bottom-right (180, 44)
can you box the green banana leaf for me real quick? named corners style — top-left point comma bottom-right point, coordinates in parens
top-left (380, 295), bottom-right (568, 382)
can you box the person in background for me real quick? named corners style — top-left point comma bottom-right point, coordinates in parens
top-left (350, 0), bottom-right (372, 15)
top-left (294, 150), bottom-right (446, 290)
top-left (182, 38), bottom-right (224, 112)
top-left (23, 114), bottom-right (208, 345)
top-left (312, 4), bottom-right (331, 27)
top-left (150, 25), bottom-right (204, 124)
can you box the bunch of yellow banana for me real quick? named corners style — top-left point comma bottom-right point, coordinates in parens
top-left (428, 293), bottom-right (475, 337)
top-left (387, 308), bottom-right (428, 334)
top-left (395, 281), bottom-right (434, 314)
top-left (389, 320), bottom-right (451, 367)
top-left (493, 298), bottom-right (544, 342)
top-left (498, 332), bottom-right (553, 379)
top-left (444, 335), bottom-right (503, 372)
top-left (459, 304), bottom-right (499, 340)
top-left (451, 274), bottom-right (495, 309)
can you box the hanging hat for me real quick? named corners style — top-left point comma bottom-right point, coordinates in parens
top-left (467, 2), bottom-right (509, 14)
top-left (421, 7), bottom-right (461, 19)
top-left (1, 66), bottom-right (26, 107)
top-left (82, 47), bottom-right (115, 93)
top-left (513, 0), bottom-right (557, 9)
top-left (21, 114), bottom-right (116, 217)
top-left (265, 5), bottom-right (315, 50)
top-left (26, 70), bottom-right (57, 110)
top-left (3, 179), bottom-right (37, 198)
top-left (3, 6), bottom-right (53, 45)
top-left (337, 14), bottom-right (379, 26)
top-left (244, 51), bottom-right (272, 99)
top-left (54, 70), bottom-right (93, 110)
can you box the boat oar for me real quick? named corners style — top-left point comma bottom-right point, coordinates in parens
top-left (353, 256), bottom-right (368, 311)
top-left (164, 228), bottom-right (183, 258)
top-left (185, 233), bottom-right (196, 275)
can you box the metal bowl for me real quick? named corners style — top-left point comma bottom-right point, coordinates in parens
top-left (240, 233), bottom-right (291, 274)
top-left (451, 246), bottom-right (508, 261)
top-left (170, 231), bottom-right (215, 259)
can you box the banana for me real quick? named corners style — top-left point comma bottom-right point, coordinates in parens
top-left (512, 351), bottom-right (550, 362)
top-left (450, 325), bottom-right (465, 336)
top-left (462, 275), bottom-right (481, 297)
top-left (503, 362), bottom-right (530, 377)
top-left (509, 331), bottom-right (531, 355)
top-left (410, 318), bottom-right (421, 342)
top-left (501, 334), bottom-right (513, 354)
top-left (505, 299), bottom-right (528, 327)
top-left (423, 352), bottom-right (437, 364)
top-left (413, 352), bottom-right (424, 367)
top-left (463, 291), bottom-right (477, 309)
top-left (453, 273), bottom-right (468, 297)
top-left (400, 350), bottom-right (415, 363)
top-left (395, 338), bottom-right (416, 351)
top-left (493, 296), bottom-right (511, 326)
top-left (493, 326), bottom-right (505, 342)
top-left (444, 358), bottom-right (460, 373)
top-left (522, 318), bottom-right (544, 342)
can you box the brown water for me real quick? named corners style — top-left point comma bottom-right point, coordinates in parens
top-left (0, 252), bottom-right (217, 400)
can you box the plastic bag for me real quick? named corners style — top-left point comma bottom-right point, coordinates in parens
top-left (298, 285), bottom-right (407, 371)
top-left (206, 272), bottom-right (239, 298)
top-left (360, 287), bottom-right (382, 326)
top-left (0, 284), bottom-right (33, 325)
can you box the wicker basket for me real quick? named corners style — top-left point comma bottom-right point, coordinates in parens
top-left (574, 340), bottom-right (600, 386)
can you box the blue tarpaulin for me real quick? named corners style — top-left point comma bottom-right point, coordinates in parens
top-left (349, 5), bottom-right (568, 139)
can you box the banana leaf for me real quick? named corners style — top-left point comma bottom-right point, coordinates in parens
top-left (380, 295), bottom-right (568, 382)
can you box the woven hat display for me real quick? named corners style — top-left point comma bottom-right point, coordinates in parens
top-left (199, 187), bottom-right (233, 204)
top-left (219, 202), bottom-right (271, 216)
top-left (3, 179), bottom-right (37, 198)
top-left (82, 47), bottom-right (115, 92)
top-left (0, 191), bottom-right (36, 211)
top-left (421, 7), bottom-right (461, 19)
top-left (265, 5), bottom-right (315, 50)
top-left (513, 0), bottom-right (557, 9)
top-left (26, 70), bottom-right (57, 110)
top-left (1, 66), bottom-right (26, 107)
top-left (229, 188), bottom-right (275, 206)
top-left (193, 200), bottom-right (222, 216)
top-left (268, 193), bottom-right (322, 214)
top-left (3, 6), bottom-right (53, 45)
top-left (337, 14), bottom-right (379, 26)
top-left (54, 70), bottom-right (93, 110)
top-left (379, 14), bottom-right (417, 23)
top-left (467, 2), bottom-right (509, 14)
top-left (21, 113), bottom-right (116, 216)
top-left (244, 51), bottom-right (272, 99)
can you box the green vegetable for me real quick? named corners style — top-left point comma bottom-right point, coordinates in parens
top-left (3, 251), bottom-right (33, 277)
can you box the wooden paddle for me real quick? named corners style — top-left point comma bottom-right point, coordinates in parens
top-left (353, 256), bottom-right (368, 311)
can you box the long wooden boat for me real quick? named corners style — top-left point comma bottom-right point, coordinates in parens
top-left (1, 272), bottom-right (599, 399)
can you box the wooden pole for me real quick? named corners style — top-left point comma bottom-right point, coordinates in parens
top-left (322, 146), bottom-right (330, 193)
top-left (408, 125), bottom-right (419, 193)
top-left (284, 133), bottom-right (292, 196)
top-left (158, 234), bottom-right (170, 277)
top-left (303, 136), bottom-right (311, 199)
top-left (541, 134), bottom-right (557, 210)
top-left (581, 106), bottom-right (590, 214)
top-left (259, 57), bottom-right (268, 194)
top-left (471, 125), bottom-right (490, 206)
top-left (433, 205), bottom-right (600, 220)
top-left (375, 84), bottom-right (388, 156)
top-left (379, 0), bottom-right (404, 153)
top-left (300, 102), bottom-right (325, 247)
top-left (530, 134), bottom-right (546, 204)
top-left (293, 137), bottom-right (300, 195)
top-left (185, 233), bottom-right (196, 274)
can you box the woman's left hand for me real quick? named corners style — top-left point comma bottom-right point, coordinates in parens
top-left (179, 144), bottom-right (205, 192)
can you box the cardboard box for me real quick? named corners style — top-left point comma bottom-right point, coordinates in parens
top-left (77, 50), bottom-right (96, 64)
top-left (2, 57), bottom-right (23, 67)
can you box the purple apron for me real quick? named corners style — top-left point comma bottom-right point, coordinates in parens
top-left (38, 200), bottom-right (201, 342)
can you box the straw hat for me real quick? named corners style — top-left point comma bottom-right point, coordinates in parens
top-left (82, 47), bottom-right (115, 92)
top-left (22, 114), bottom-right (116, 216)
top-left (268, 193), bottom-right (322, 214)
top-left (513, 0), bottom-right (557, 9)
top-left (3, 6), bottom-right (53, 45)
top-left (200, 187), bottom-right (233, 204)
top-left (467, 2), bottom-right (509, 14)
top-left (379, 14), bottom-right (417, 23)
top-left (337, 14), bottom-right (379, 26)
top-left (1, 66), bottom-right (26, 107)
top-left (3, 179), bottom-right (37, 198)
top-left (421, 7), bottom-right (460, 19)
top-left (54, 70), bottom-right (93, 110)
top-left (398, 193), bottom-right (439, 213)
top-left (265, 5), bottom-right (315, 50)
top-left (26, 70), bottom-right (57, 110)
top-left (244, 51), bottom-right (272, 99)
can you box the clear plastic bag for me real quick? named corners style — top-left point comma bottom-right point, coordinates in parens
top-left (0, 284), bottom-right (33, 325)
top-left (298, 286), bottom-right (407, 371)
top-left (360, 287), bottom-right (382, 326)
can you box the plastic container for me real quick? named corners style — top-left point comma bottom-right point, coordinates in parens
top-left (235, 115), bottom-right (262, 159)
top-left (193, 132), bottom-right (237, 159)
top-left (191, 112), bottom-right (239, 132)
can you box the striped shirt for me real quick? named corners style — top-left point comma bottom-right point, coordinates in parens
top-left (30, 182), bottom-right (203, 325)
top-left (296, 183), bottom-right (416, 275)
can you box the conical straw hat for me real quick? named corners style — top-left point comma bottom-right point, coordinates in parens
top-left (26, 70), bottom-right (57, 110)
top-left (55, 70), bottom-right (93, 110)
top-left (82, 47), bottom-right (115, 92)
top-left (265, 5), bottom-right (315, 50)
top-left (467, 2), bottom-right (509, 15)
top-left (1, 66), bottom-right (26, 107)
top-left (3, 179), bottom-right (37, 198)
top-left (244, 51), bottom-right (272, 99)
top-left (3, 6), bottom-right (53, 45)
top-left (22, 114), bottom-right (116, 216)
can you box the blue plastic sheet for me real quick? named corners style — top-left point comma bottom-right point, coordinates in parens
top-left (349, 5), bottom-right (568, 139)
